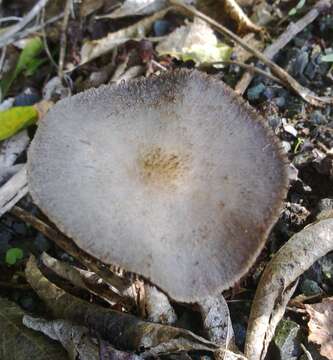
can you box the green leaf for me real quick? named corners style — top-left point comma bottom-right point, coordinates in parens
top-left (0, 37), bottom-right (44, 99)
top-left (0, 105), bottom-right (38, 141)
top-left (14, 37), bottom-right (44, 77)
top-left (321, 53), bottom-right (333, 62)
top-left (5, 248), bottom-right (24, 265)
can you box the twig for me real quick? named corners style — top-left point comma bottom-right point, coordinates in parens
top-left (0, 0), bottom-right (51, 49)
top-left (201, 60), bottom-right (284, 85)
top-left (41, 8), bottom-right (58, 70)
top-left (244, 218), bottom-right (333, 360)
top-left (0, 45), bottom-right (7, 73)
top-left (300, 344), bottom-right (314, 360)
top-left (0, 166), bottom-right (28, 217)
top-left (170, 0), bottom-right (332, 107)
top-left (10, 206), bottom-right (132, 292)
top-left (0, 17), bottom-right (22, 24)
top-left (235, 0), bottom-right (331, 95)
top-left (17, 13), bottom-right (64, 42)
top-left (58, 0), bottom-right (72, 78)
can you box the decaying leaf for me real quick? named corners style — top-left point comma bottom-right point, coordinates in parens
top-left (244, 218), bottom-right (333, 360)
top-left (25, 255), bottom-right (219, 354)
top-left (196, 0), bottom-right (261, 34)
top-left (305, 297), bottom-right (333, 360)
top-left (104, 0), bottom-right (167, 18)
top-left (80, 8), bottom-right (170, 64)
top-left (40, 252), bottom-right (135, 308)
top-left (156, 18), bottom-right (232, 65)
top-left (0, 297), bottom-right (67, 360)
top-left (23, 316), bottom-right (99, 360)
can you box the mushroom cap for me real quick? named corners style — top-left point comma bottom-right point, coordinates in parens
top-left (28, 70), bottom-right (288, 302)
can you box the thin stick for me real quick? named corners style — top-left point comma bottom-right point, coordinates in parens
top-left (0, 0), bottom-right (51, 49)
top-left (235, 0), bottom-right (331, 95)
top-left (0, 17), bottom-right (22, 24)
top-left (10, 206), bottom-right (132, 292)
top-left (58, 0), bottom-right (72, 78)
top-left (41, 8), bottom-right (58, 70)
top-left (201, 60), bottom-right (284, 85)
top-left (170, 0), bottom-right (332, 107)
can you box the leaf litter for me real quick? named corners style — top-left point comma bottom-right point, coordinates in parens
top-left (0, 0), bottom-right (333, 359)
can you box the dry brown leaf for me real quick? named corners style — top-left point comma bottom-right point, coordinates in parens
top-left (196, 0), bottom-right (261, 34)
top-left (244, 218), bottom-right (333, 360)
top-left (25, 255), bottom-right (219, 355)
top-left (305, 298), bottom-right (333, 360)
top-left (80, 8), bottom-right (170, 64)
top-left (156, 17), bottom-right (232, 65)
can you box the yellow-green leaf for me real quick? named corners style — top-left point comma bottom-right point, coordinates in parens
top-left (0, 105), bottom-right (38, 141)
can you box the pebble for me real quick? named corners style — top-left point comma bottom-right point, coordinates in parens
top-left (14, 87), bottom-right (40, 106)
top-left (33, 233), bottom-right (52, 253)
top-left (153, 20), bottom-right (171, 37)
top-left (233, 323), bottom-right (246, 350)
top-left (300, 278), bottom-right (322, 296)
top-left (247, 83), bottom-right (265, 101)
top-left (309, 110), bottom-right (327, 125)
top-left (270, 319), bottom-right (302, 360)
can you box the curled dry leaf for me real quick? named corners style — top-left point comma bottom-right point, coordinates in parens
top-left (305, 297), bottom-right (333, 360)
top-left (40, 252), bottom-right (132, 307)
top-left (245, 218), bottom-right (333, 360)
top-left (0, 297), bottom-right (67, 360)
top-left (23, 316), bottom-right (99, 360)
top-left (196, 0), bottom-right (261, 34)
top-left (145, 284), bottom-right (177, 325)
top-left (80, 8), bottom-right (170, 65)
top-left (25, 256), bottom-right (219, 355)
top-left (156, 17), bottom-right (232, 65)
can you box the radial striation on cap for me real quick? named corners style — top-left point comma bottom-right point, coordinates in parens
top-left (28, 70), bottom-right (288, 302)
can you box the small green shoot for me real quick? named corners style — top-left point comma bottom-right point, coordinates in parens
top-left (288, 0), bottom-right (306, 16)
top-left (294, 138), bottom-right (304, 154)
top-left (5, 248), bottom-right (24, 265)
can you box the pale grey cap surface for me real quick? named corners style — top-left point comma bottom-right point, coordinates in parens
top-left (28, 70), bottom-right (288, 302)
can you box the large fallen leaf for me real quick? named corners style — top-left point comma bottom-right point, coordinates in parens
top-left (80, 8), bottom-right (170, 64)
top-left (0, 297), bottom-right (67, 360)
top-left (244, 218), bottom-right (333, 360)
top-left (156, 17), bottom-right (232, 65)
top-left (305, 297), bottom-right (333, 360)
top-left (25, 255), bottom-right (219, 354)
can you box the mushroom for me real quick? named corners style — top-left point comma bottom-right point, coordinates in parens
top-left (28, 70), bottom-right (288, 302)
